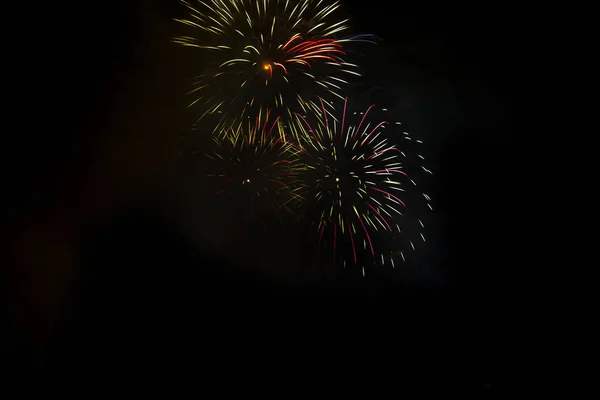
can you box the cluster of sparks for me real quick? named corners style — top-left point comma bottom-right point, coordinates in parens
top-left (174, 0), bottom-right (374, 136)
top-left (296, 98), bottom-right (433, 270)
top-left (206, 109), bottom-right (305, 217)
top-left (177, 0), bottom-right (433, 274)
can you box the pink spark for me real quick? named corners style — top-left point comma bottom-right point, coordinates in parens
top-left (371, 187), bottom-right (407, 208)
top-left (365, 146), bottom-right (402, 160)
top-left (269, 160), bottom-right (292, 167)
top-left (262, 109), bottom-right (271, 133)
top-left (318, 97), bottom-right (328, 129)
top-left (269, 179), bottom-right (288, 188)
top-left (360, 121), bottom-right (389, 146)
top-left (296, 113), bottom-right (320, 143)
top-left (356, 213), bottom-right (375, 263)
top-left (354, 104), bottom-right (375, 141)
top-left (341, 97), bottom-right (348, 138)
top-left (348, 222), bottom-right (357, 264)
top-left (287, 38), bottom-right (337, 54)
top-left (286, 141), bottom-right (311, 157)
top-left (366, 202), bottom-right (392, 231)
top-left (267, 116), bottom-right (281, 137)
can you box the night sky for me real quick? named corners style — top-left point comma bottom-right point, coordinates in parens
top-left (2, 0), bottom-right (522, 388)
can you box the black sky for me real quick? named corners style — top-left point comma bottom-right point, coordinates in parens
top-left (2, 0), bottom-right (523, 387)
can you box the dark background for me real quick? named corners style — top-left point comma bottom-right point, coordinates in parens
top-left (2, 0), bottom-right (522, 388)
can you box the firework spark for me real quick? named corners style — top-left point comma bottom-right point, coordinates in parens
top-left (174, 0), bottom-right (374, 137)
top-left (206, 109), bottom-right (306, 219)
top-left (296, 97), bottom-right (433, 270)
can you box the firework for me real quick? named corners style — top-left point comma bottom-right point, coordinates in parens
top-left (174, 0), bottom-right (374, 137)
top-left (296, 98), bottom-right (433, 271)
top-left (205, 109), bottom-right (305, 220)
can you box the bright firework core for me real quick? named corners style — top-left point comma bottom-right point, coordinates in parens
top-left (262, 62), bottom-right (273, 77)
top-left (172, 0), bottom-right (376, 135)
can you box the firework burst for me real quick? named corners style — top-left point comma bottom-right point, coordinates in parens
top-left (206, 109), bottom-right (305, 220)
top-left (296, 98), bottom-right (433, 272)
top-left (173, 0), bottom-right (374, 137)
